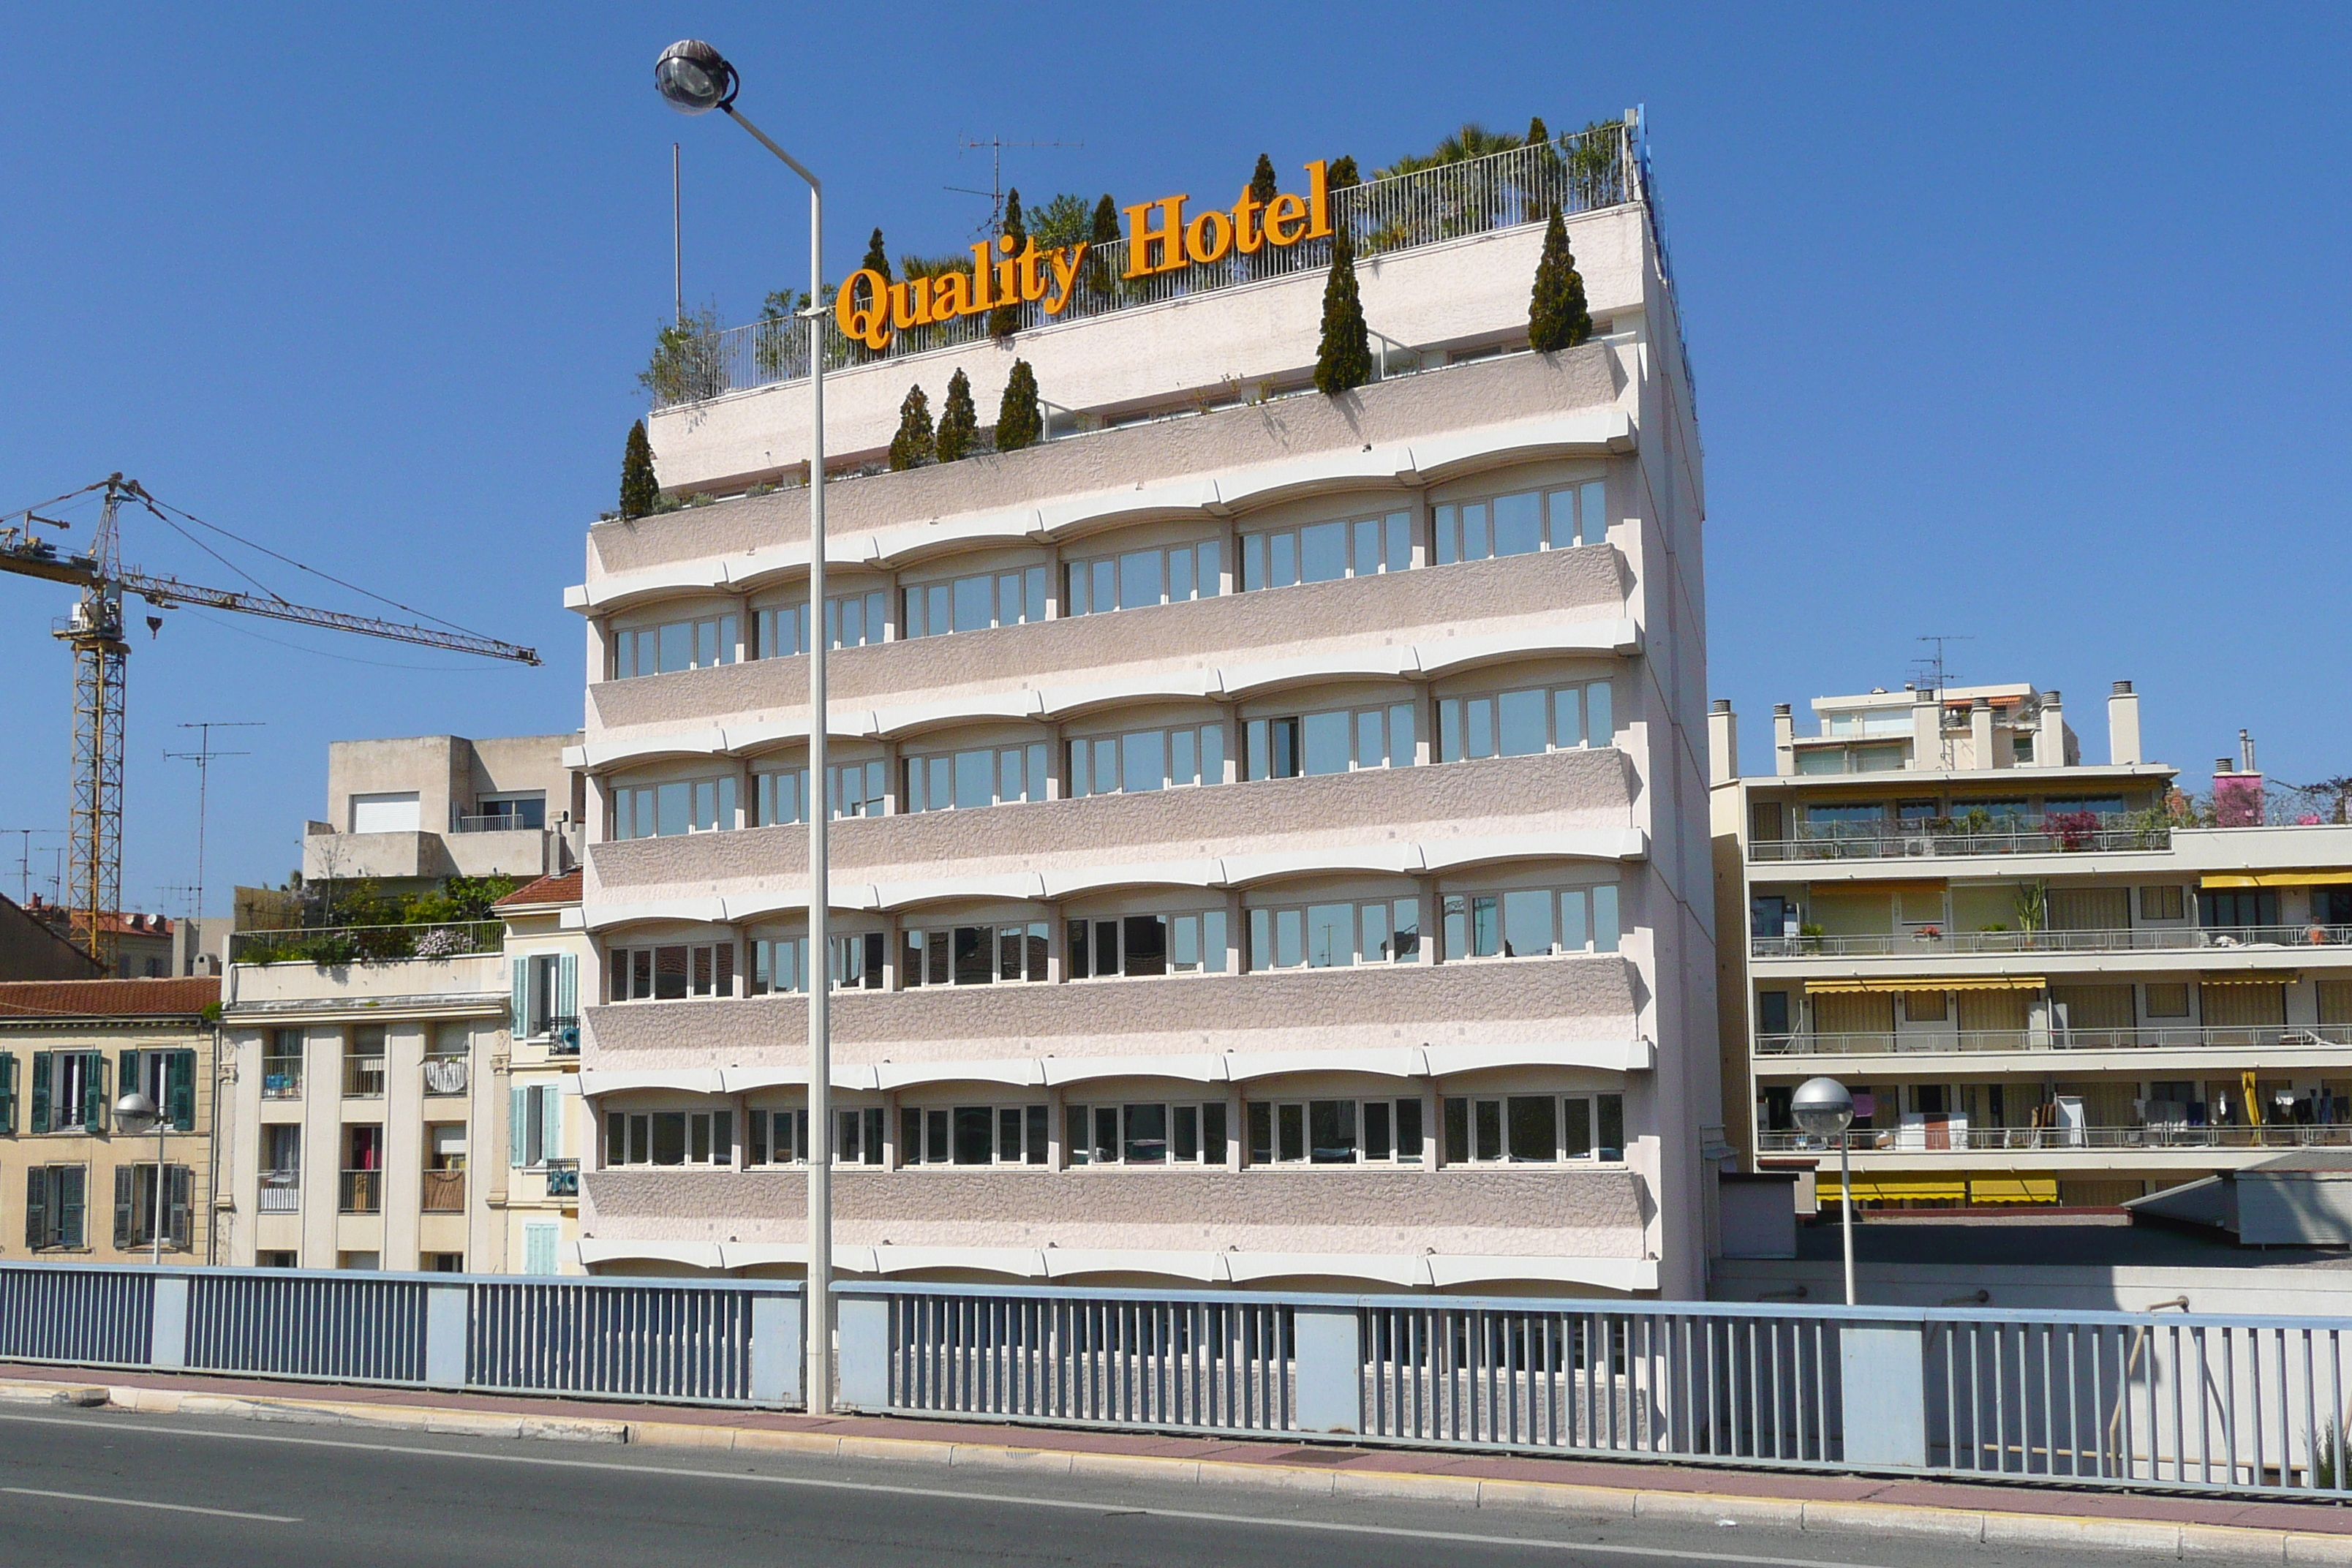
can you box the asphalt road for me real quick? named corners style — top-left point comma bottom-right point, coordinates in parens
top-left (0, 1404), bottom-right (2268, 1568)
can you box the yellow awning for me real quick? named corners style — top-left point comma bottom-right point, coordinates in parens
top-left (1967, 1177), bottom-right (2059, 1205)
top-left (2200, 973), bottom-right (2299, 987)
top-left (1806, 976), bottom-right (2045, 994)
top-left (2202, 871), bottom-right (2352, 889)
top-left (1831, 1176), bottom-right (1968, 1203)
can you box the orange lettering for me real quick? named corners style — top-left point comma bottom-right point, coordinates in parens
top-left (1234, 187), bottom-right (1266, 255)
top-left (1263, 192), bottom-right (1308, 247)
top-left (889, 276), bottom-right (932, 331)
top-left (1303, 160), bottom-right (1332, 240)
top-left (1186, 208), bottom-right (1234, 265)
top-left (1043, 244), bottom-right (1088, 314)
top-left (1017, 238), bottom-right (1049, 304)
top-left (968, 242), bottom-right (995, 312)
top-left (930, 269), bottom-right (973, 320)
top-left (1123, 195), bottom-right (1186, 277)
top-left (834, 270), bottom-right (890, 350)
top-left (995, 257), bottom-right (1020, 306)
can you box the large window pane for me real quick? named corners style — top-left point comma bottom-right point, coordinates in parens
top-left (658, 622), bottom-right (690, 672)
top-left (1586, 682), bottom-right (1612, 744)
top-left (1122, 728), bottom-right (1166, 794)
top-left (650, 1112), bottom-right (687, 1166)
top-left (1474, 1098), bottom-right (1503, 1161)
top-left (1309, 1100), bottom-right (1357, 1164)
top-left (1502, 889), bottom-right (1554, 956)
top-left (1492, 491), bottom-right (1542, 557)
top-left (1277, 1103), bottom-right (1305, 1163)
top-left (951, 574), bottom-right (991, 632)
top-left (952, 1107), bottom-right (992, 1164)
top-left (953, 750), bottom-right (992, 810)
top-left (1507, 1096), bottom-right (1557, 1161)
top-left (1392, 899), bottom-right (1420, 960)
top-left (1275, 908), bottom-right (1303, 969)
top-left (1580, 480), bottom-right (1607, 545)
top-left (655, 782), bottom-right (689, 838)
top-left (1201, 723), bottom-right (1225, 780)
top-left (1301, 710), bottom-right (1350, 775)
top-left (1122, 914), bottom-right (1168, 977)
top-left (1123, 1104), bottom-right (1167, 1164)
top-left (1471, 895), bottom-right (1499, 957)
top-left (1198, 540), bottom-right (1221, 595)
top-left (1270, 531), bottom-right (1297, 587)
top-left (1299, 521), bottom-right (1346, 583)
top-left (1593, 884), bottom-right (1621, 952)
top-left (1118, 551), bottom-right (1163, 609)
top-left (1305, 904), bottom-right (1353, 968)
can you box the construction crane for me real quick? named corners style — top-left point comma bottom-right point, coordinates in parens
top-left (0, 475), bottom-right (540, 970)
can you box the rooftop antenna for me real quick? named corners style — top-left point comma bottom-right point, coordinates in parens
top-left (0, 828), bottom-right (61, 905)
top-left (947, 135), bottom-right (1084, 236)
top-left (162, 720), bottom-right (259, 926)
top-left (1909, 634), bottom-right (1973, 769)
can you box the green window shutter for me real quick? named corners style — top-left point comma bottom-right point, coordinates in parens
top-left (0, 1054), bottom-right (15, 1136)
top-left (510, 958), bottom-right (529, 1036)
top-left (167, 1164), bottom-right (192, 1249)
top-left (29, 1053), bottom-right (50, 1135)
top-left (24, 1166), bottom-right (47, 1248)
top-left (557, 953), bottom-right (577, 1019)
top-left (538, 1083), bottom-right (563, 1161)
top-left (83, 1054), bottom-right (110, 1137)
top-left (57, 1165), bottom-right (85, 1249)
top-left (166, 1049), bottom-right (196, 1131)
top-left (113, 1164), bottom-right (135, 1251)
top-left (118, 1049), bottom-right (138, 1104)
top-left (508, 1086), bottom-right (528, 1168)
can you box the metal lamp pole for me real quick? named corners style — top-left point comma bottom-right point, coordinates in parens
top-left (655, 39), bottom-right (833, 1413)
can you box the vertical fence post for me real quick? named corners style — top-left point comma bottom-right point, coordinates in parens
top-left (148, 1274), bottom-right (189, 1371)
top-left (423, 1283), bottom-right (467, 1391)
top-left (836, 1293), bottom-right (889, 1411)
top-left (1293, 1305), bottom-right (1361, 1436)
top-left (1842, 1319), bottom-right (1928, 1467)
top-left (750, 1291), bottom-right (803, 1408)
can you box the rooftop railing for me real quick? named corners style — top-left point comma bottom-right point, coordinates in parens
top-left (644, 123), bottom-right (1639, 412)
top-left (1757, 1025), bottom-right (2352, 1057)
top-left (1760, 1124), bottom-right (2352, 1155)
top-left (1753, 816), bottom-right (2173, 863)
top-left (1753, 924), bottom-right (2352, 958)
top-left (230, 921), bottom-right (503, 967)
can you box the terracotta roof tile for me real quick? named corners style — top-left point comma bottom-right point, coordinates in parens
top-left (0, 977), bottom-right (219, 1019)
top-left (494, 870), bottom-right (581, 909)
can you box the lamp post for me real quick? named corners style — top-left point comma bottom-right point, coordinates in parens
top-left (655, 39), bottom-right (835, 1415)
top-left (1790, 1077), bottom-right (1855, 1306)
top-left (113, 1090), bottom-right (166, 1266)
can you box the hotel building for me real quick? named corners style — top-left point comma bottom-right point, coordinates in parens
top-left (570, 124), bottom-right (1721, 1297)
top-left (1714, 682), bottom-right (2352, 1209)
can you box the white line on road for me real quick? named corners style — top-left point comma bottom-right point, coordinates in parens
top-left (0, 1411), bottom-right (1900, 1568)
top-left (1, 1485), bottom-right (299, 1523)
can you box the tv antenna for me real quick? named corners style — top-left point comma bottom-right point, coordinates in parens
top-left (163, 720), bottom-right (260, 926)
top-left (0, 828), bottom-right (61, 905)
top-left (947, 135), bottom-right (1083, 235)
top-left (1910, 635), bottom-right (1973, 769)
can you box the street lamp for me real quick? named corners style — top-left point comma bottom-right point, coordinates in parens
top-left (113, 1090), bottom-right (166, 1267)
top-left (1790, 1077), bottom-right (1856, 1306)
top-left (656, 38), bottom-right (837, 1416)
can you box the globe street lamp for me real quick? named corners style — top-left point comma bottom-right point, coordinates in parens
top-left (656, 39), bottom-right (837, 1414)
top-left (1790, 1077), bottom-right (1856, 1306)
top-left (113, 1090), bottom-right (166, 1267)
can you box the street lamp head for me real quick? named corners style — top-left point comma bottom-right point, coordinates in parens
top-left (1790, 1076), bottom-right (1855, 1138)
top-left (113, 1090), bottom-right (160, 1136)
top-left (654, 39), bottom-right (737, 114)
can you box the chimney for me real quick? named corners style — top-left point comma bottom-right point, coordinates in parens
top-left (2241, 728), bottom-right (2258, 773)
top-left (1771, 704), bottom-right (1795, 777)
top-left (1912, 688), bottom-right (1940, 770)
top-left (1969, 696), bottom-right (1994, 770)
top-left (2108, 680), bottom-right (2141, 766)
top-left (1708, 699), bottom-right (1738, 786)
top-left (2037, 690), bottom-right (2064, 768)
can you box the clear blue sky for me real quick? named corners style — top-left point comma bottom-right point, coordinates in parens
top-left (0, 4), bottom-right (2344, 916)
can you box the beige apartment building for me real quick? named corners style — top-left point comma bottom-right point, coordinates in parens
top-left (1714, 680), bottom-right (2352, 1209)
top-left (0, 979), bottom-right (219, 1262)
top-left (569, 129), bottom-right (1721, 1297)
top-left (301, 732), bottom-right (584, 894)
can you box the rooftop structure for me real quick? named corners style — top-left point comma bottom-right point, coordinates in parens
top-left (301, 733), bottom-right (584, 892)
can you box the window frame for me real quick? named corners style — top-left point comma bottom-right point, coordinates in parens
top-left (1246, 1096), bottom-right (1425, 1165)
top-left (1441, 1091), bottom-right (1626, 1164)
top-left (608, 774), bottom-right (739, 840)
top-left (1431, 479), bottom-right (1607, 565)
top-left (602, 1107), bottom-right (735, 1168)
top-left (606, 941), bottom-right (736, 1003)
top-left (1245, 701), bottom-right (1416, 780)
top-left (903, 743), bottom-right (1052, 813)
top-left (1440, 883), bottom-right (1621, 960)
top-left (610, 612), bottom-right (740, 679)
top-left (1436, 679), bottom-right (1613, 763)
top-left (1063, 538), bottom-right (1224, 616)
top-left (1247, 897), bottom-right (1422, 971)
top-left (901, 566), bottom-right (1048, 639)
top-left (1067, 911), bottom-right (1229, 979)
top-left (1239, 508), bottom-right (1411, 591)
top-left (1068, 723), bottom-right (1226, 797)
top-left (1064, 1101), bottom-right (1227, 1166)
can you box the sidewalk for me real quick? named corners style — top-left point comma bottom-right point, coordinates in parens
top-left (4, 1360), bottom-right (2348, 1561)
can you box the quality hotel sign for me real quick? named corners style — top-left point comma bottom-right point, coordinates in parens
top-left (836, 161), bottom-right (1335, 352)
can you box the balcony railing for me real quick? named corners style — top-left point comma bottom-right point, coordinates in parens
top-left (342, 1055), bottom-right (386, 1098)
top-left (258, 1172), bottom-right (298, 1213)
top-left (1760, 1124), bottom-right (2352, 1155)
top-left (230, 920), bottom-right (504, 967)
top-left (422, 1055), bottom-right (470, 1097)
top-left (453, 813), bottom-right (544, 834)
top-left (1759, 1025), bottom-right (2352, 1057)
top-left (645, 124), bottom-right (1639, 411)
top-left (544, 1158), bottom-right (579, 1199)
top-left (1753, 924), bottom-right (2352, 959)
top-left (545, 1017), bottom-right (580, 1058)
top-left (260, 1059), bottom-right (302, 1099)
top-left (420, 1169), bottom-right (466, 1213)
top-left (338, 1169), bottom-right (382, 1215)
top-left (1752, 819), bottom-right (2172, 863)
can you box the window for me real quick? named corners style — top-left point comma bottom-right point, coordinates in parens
top-left (29, 1051), bottom-right (108, 1133)
top-left (900, 1104), bottom-right (1052, 1165)
top-left (470, 793), bottom-right (546, 832)
top-left (2140, 885), bottom-right (2186, 921)
top-left (1757, 990), bottom-right (1791, 1036)
top-left (747, 1106), bottom-right (884, 1166)
top-left (1432, 481), bottom-right (1605, 564)
top-left (121, 1048), bottom-right (197, 1131)
top-left (603, 1109), bottom-right (734, 1166)
top-left (261, 1125), bottom-right (300, 1213)
top-left (514, 952), bottom-right (577, 1038)
top-left (2200, 889), bottom-right (2280, 930)
top-left (902, 567), bottom-right (1047, 638)
top-left (1240, 510), bottom-right (1410, 590)
top-left (1245, 704), bottom-right (1415, 780)
top-left (24, 1164), bottom-right (86, 1250)
top-left (343, 1025), bottom-right (387, 1097)
top-left (2145, 982), bottom-right (2191, 1019)
top-left (508, 1082), bottom-right (565, 1167)
top-left (1064, 540), bottom-right (1222, 614)
top-left (754, 602), bottom-right (812, 660)
top-left (611, 613), bottom-right (738, 679)
top-left (903, 924), bottom-right (1051, 987)
top-left (1441, 884), bottom-right (1621, 958)
top-left (1068, 912), bottom-right (1229, 978)
top-left (747, 932), bottom-right (887, 994)
top-left (608, 776), bottom-right (737, 840)
top-left (1066, 1102), bottom-right (1226, 1165)
top-left (753, 761), bottom-right (888, 825)
top-left (1068, 723), bottom-right (1226, 797)
top-left (1443, 1093), bottom-right (1624, 1163)
top-left (904, 745), bottom-right (1050, 813)
top-left (1248, 898), bottom-right (1421, 970)
top-left (115, 1164), bottom-right (192, 1251)
top-left (425, 1252), bottom-right (465, 1273)
top-left (257, 1251), bottom-right (296, 1270)
top-left (1247, 1098), bottom-right (1423, 1164)
top-left (350, 791), bottom-right (421, 834)
top-left (607, 941), bottom-right (735, 1002)
top-left (827, 591), bottom-right (889, 649)
top-left (263, 1029), bottom-right (303, 1099)
top-left (1436, 680), bottom-right (1612, 761)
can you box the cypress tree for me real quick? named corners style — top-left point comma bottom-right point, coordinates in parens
top-left (860, 227), bottom-right (893, 284)
top-left (1313, 228), bottom-right (1373, 396)
top-left (988, 188), bottom-right (1026, 341)
top-left (888, 383), bottom-right (934, 471)
top-left (936, 369), bottom-right (978, 463)
top-left (619, 420), bottom-right (659, 519)
top-left (1248, 154), bottom-right (1278, 206)
top-left (995, 359), bottom-right (1043, 452)
top-left (1525, 116), bottom-right (1549, 147)
top-left (1088, 193), bottom-right (1120, 300)
top-left (1526, 202), bottom-right (1591, 353)
top-left (1326, 155), bottom-right (1360, 192)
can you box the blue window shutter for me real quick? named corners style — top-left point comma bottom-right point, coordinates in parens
top-left (0, 1054), bottom-right (15, 1136)
top-left (29, 1052), bottom-right (50, 1136)
top-left (510, 958), bottom-right (529, 1036)
top-left (167, 1049), bottom-right (196, 1131)
top-left (118, 1050), bottom-right (137, 1106)
top-left (167, 1165), bottom-right (191, 1249)
top-left (57, 1165), bottom-right (84, 1249)
top-left (557, 953), bottom-right (577, 1019)
top-left (24, 1166), bottom-right (47, 1248)
top-left (113, 1164), bottom-right (134, 1251)
top-left (83, 1054), bottom-right (109, 1137)
top-left (508, 1086), bottom-right (528, 1168)
top-left (539, 1084), bottom-right (563, 1161)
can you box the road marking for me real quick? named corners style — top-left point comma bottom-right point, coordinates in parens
top-left (1, 1485), bottom-right (298, 1523)
top-left (0, 1411), bottom-right (1909, 1568)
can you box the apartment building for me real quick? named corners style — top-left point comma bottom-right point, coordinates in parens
top-left (1713, 681), bottom-right (2352, 1209)
top-left (494, 870), bottom-right (587, 1274)
top-left (0, 979), bottom-right (219, 1262)
top-left (570, 129), bottom-right (1719, 1296)
top-left (301, 733), bottom-right (584, 894)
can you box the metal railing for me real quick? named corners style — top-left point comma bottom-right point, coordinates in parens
top-left (1753, 823), bottom-right (2173, 862)
top-left (543, 1158), bottom-right (579, 1199)
top-left (546, 1017), bottom-right (580, 1058)
top-left (339, 1169), bottom-right (382, 1215)
top-left (1756, 925), bottom-right (2352, 958)
top-left (646, 124), bottom-right (1638, 411)
top-left (342, 1055), bottom-right (386, 1098)
top-left (230, 921), bottom-right (504, 966)
top-left (420, 1170), bottom-right (465, 1213)
top-left (422, 1055), bottom-right (470, 1097)
top-left (259, 1172), bottom-right (299, 1213)
top-left (1758, 1025), bottom-right (2352, 1057)
top-left (1759, 1125), bottom-right (2352, 1154)
top-left (453, 813), bottom-right (544, 834)
top-left (260, 1058), bottom-right (303, 1098)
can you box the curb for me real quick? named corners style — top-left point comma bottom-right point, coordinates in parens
top-left (5, 1377), bottom-right (2348, 1561)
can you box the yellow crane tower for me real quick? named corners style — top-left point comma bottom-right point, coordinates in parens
top-left (0, 475), bottom-right (540, 970)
